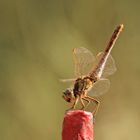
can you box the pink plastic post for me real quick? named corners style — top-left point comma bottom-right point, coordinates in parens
top-left (62, 110), bottom-right (94, 140)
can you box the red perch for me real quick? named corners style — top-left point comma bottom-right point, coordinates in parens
top-left (62, 110), bottom-right (94, 140)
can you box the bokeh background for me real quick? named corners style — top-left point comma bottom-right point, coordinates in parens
top-left (0, 0), bottom-right (140, 140)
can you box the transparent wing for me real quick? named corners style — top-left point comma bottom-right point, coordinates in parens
top-left (60, 78), bottom-right (75, 89)
top-left (73, 47), bottom-right (96, 77)
top-left (88, 78), bottom-right (110, 97)
top-left (96, 52), bottom-right (117, 78)
top-left (60, 78), bottom-right (75, 83)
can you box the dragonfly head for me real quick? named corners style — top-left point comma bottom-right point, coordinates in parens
top-left (62, 88), bottom-right (75, 103)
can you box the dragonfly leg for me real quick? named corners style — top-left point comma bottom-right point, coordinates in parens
top-left (85, 96), bottom-right (100, 116)
top-left (82, 97), bottom-right (90, 110)
top-left (71, 95), bottom-right (79, 110)
top-left (79, 96), bottom-right (85, 110)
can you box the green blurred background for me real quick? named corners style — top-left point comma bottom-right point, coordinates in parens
top-left (0, 0), bottom-right (140, 140)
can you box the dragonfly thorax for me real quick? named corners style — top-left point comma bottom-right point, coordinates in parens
top-left (73, 77), bottom-right (93, 97)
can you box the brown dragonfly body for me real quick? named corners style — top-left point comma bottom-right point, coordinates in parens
top-left (62, 24), bottom-right (124, 115)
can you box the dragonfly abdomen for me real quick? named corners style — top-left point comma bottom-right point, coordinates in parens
top-left (89, 24), bottom-right (124, 79)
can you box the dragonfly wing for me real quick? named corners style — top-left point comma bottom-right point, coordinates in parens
top-left (96, 52), bottom-right (117, 78)
top-left (73, 47), bottom-right (96, 77)
top-left (88, 78), bottom-right (110, 97)
top-left (60, 78), bottom-right (75, 88)
top-left (60, 78), bottom-right (75, 83)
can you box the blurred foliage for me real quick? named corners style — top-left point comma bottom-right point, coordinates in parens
top-left (0, 0), bottom-right (140, 140)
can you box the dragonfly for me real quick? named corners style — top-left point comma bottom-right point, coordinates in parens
top-left (62, 24), bottom-right (124, 116)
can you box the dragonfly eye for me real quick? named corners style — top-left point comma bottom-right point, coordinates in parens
top-left (62, 88), bottom-right (74, 102)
